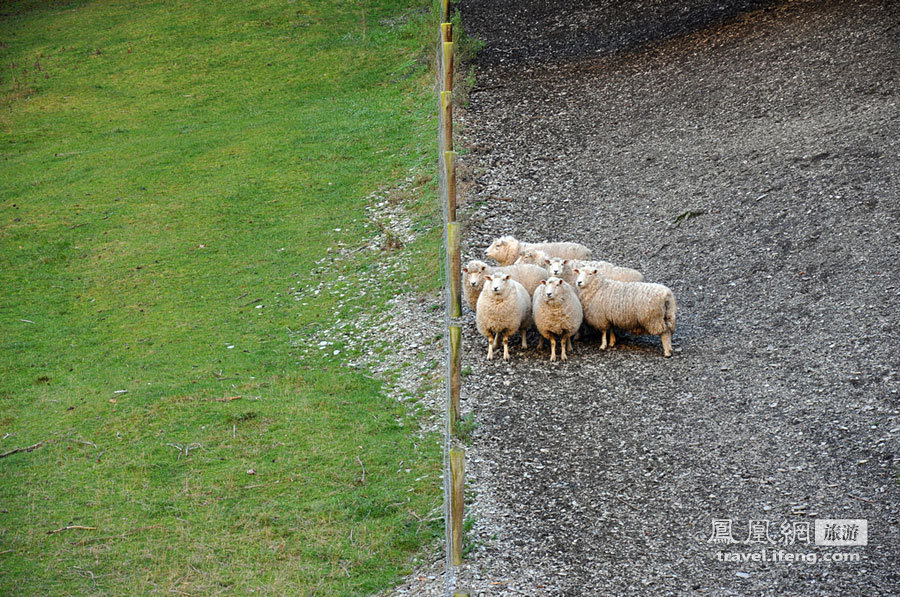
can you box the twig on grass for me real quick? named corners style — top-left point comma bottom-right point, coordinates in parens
top-left (71, 524), bottom-right (164, 546)
top-left (0, 440), bottom-right (47, 459)
top-left (71, 566), bottom-right (96, 582)
top-left (166, 443), bottom-right (202, 460)
top-left (48, 525), bottom-right (96, 535)
top-left (356, 455), bottom-right (366, 485)
top-left (66, 438), bottom-right (97, 448)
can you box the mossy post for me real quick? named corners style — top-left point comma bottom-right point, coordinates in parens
top-left (442, 42), bottom-right (454, 93)
top-left (441, 0), bottom-right (451, 23)
top-left (445, 150), bottom-right (457, 220)
top-left (449, 324), bottom-right (461, 428)
top-left (450, 448), bottom-right (465, 566)
top-left (447, 221), bottom-right (461, 318)
top-left (441, 91), bottom-right (453, 153)
top-left (441, 21), bottom-right (452, 44)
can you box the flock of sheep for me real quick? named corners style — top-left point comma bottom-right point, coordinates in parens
top-left (463, 236), bottom-right (677, 361)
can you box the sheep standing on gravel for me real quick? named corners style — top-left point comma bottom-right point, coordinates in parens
top-left (532, 277), bottom-right (583, 362)
top-left (575, 267), bottom-right (677, 357)
top-left (544, 257), bottom-right (644, 285)
top-left (462, 259), bottom-right (549, 311)
top-left (475, 273), bottom-right (533, 361)
top-left (486, 235), bottom-right (591, 266)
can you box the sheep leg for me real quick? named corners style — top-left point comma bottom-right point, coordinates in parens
top-left (550, 337), bottom-right (557, 362)
top-left (660, 331), bottom-right (673, 357)
top-left (487, 333), bottom-right (495, 360)
top-left (566, 334), bottom-right (574, 353)
top-left (600, 329), bottom-right (608, 350)
top-left (520, 328), bottom-right (528, 349)
top-left (609, 329), bottom-right (617, 348)
top-left (502, 333), bottom-right (510, 361)
top-left (560, 336), bottom-right (568, 362)
top-left (537, 335), bottom-right (544, 350)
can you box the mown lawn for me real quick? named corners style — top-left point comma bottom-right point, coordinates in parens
top-left (0, 0), bottom-right (446, 593)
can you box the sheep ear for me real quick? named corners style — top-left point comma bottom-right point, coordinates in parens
top-left (540, 280), bottom-right (546, 285)
top-left (462, 267), bottom-right (468, 273)
top-left (563, 259), bottom-right (569, 265)
top-left (556, 279), bottom-right (564, 286)
top-left (544, 258), bottom-right (551, 265)
top-left (484, 275), bottom-right (492, 282)
top-left (503, 273), bottom-right (511, 280)
top-left (573, 268), bottom-right (580, 274)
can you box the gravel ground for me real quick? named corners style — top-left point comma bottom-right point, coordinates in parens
top-left (435, 0), bottom-right (900, 595)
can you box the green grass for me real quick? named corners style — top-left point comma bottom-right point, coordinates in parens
top-left (0, 0), bottom-right (449, 593)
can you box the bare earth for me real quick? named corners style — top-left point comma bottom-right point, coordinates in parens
top-left (445, 0), bottom-right (900, 594)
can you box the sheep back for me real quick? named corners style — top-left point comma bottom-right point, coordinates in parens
top-left (582, 275), bottom-right (676, 337)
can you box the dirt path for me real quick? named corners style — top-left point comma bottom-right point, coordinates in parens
top-left (450, 0), bottom-right (900, 594)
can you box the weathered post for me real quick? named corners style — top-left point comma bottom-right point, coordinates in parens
top-left (441, 91), bottom-right (453, 152)
top-left (441, 0), bottom-right (450, 23)
top-left (449, 324), bottom-right (461, 429)
top-left (445, 150), bottom-right (457, 221)
top-left (441, 21), bottom-right (452, 44)
top-left (442, 42), bottom-right (454, 92)
top-left (450, 448), bottom-right (465, 566)
top-left (447, 221), bottom-right (461, 317)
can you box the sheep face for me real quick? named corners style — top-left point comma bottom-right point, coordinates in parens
top-left (574, 267), bottom-right (599, 288)
top-left (463, 262), bottom-right (488, 288)
top-left (517, 248), bottom-right (545, 265)
top-left (486, 273), bottom-right (511, 295)
top-left (542, 276), bottom-right (565, 300)
top-left (547, 258), bottom-right (568, 278)
top-left (485, 237), bottom-right (511, 262)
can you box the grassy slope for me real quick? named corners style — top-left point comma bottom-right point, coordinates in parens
top-left (0, 0), bottom-right (444, 594)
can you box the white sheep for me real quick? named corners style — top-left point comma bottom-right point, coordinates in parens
top-left (462, 259), bottom-right (549, 311)
top-left (513, 248), bottom-right (549, 266)
top-left (486, 235), bottom-right (591, 266)
top-left (475, 273), bottom-right (533, 361)
top-left (532, 277), bottom-right (583, 362)
top-left (575, 267), bottom-right (677, 357)
top-left (544, 257), bottom-right (644, 285)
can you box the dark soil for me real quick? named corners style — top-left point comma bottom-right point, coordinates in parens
top-left (452, 0), bottom-right (900, 594)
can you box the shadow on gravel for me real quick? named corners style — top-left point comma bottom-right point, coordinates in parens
top-left (461, 0), bottom-right (784, 65)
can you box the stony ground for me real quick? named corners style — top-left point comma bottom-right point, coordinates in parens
top-left (435, 0), bottom-right (900, 595)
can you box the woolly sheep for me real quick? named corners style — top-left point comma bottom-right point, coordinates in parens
top-left (544, 257), bottom-right (644, 285)
top-left (462, 259), bottom-right (549, 311)
top-left (475, 273), bottom-right (533, 361)
top-left (532, 277), bottom-right (583, 362)
top-left (575, 267), bottom-right (677, 357)
top-left (513, 248), bottom-right (549, 266)
top-left (486, 236), bottom-right (591, 266)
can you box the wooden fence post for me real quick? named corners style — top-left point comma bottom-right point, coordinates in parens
top-left (445, 150), bottom-right (456, 221)
top-left (450, 448), bottom-right (465, 566)
top-left (442, 42), bottom-right (454, 92)
top-left (449, 324), bottom-right (461, 429)
top-left (441, 91), bottom-right (452, 152)
top-left (441, 0), bottom-right (450, 23)
top-left (441, 22), bottom-right (453, 44)
top-left (447, 221), bottom-right (461, 317)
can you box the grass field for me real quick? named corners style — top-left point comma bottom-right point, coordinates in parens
top-left (0, 0), bottom-right (450, 593)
